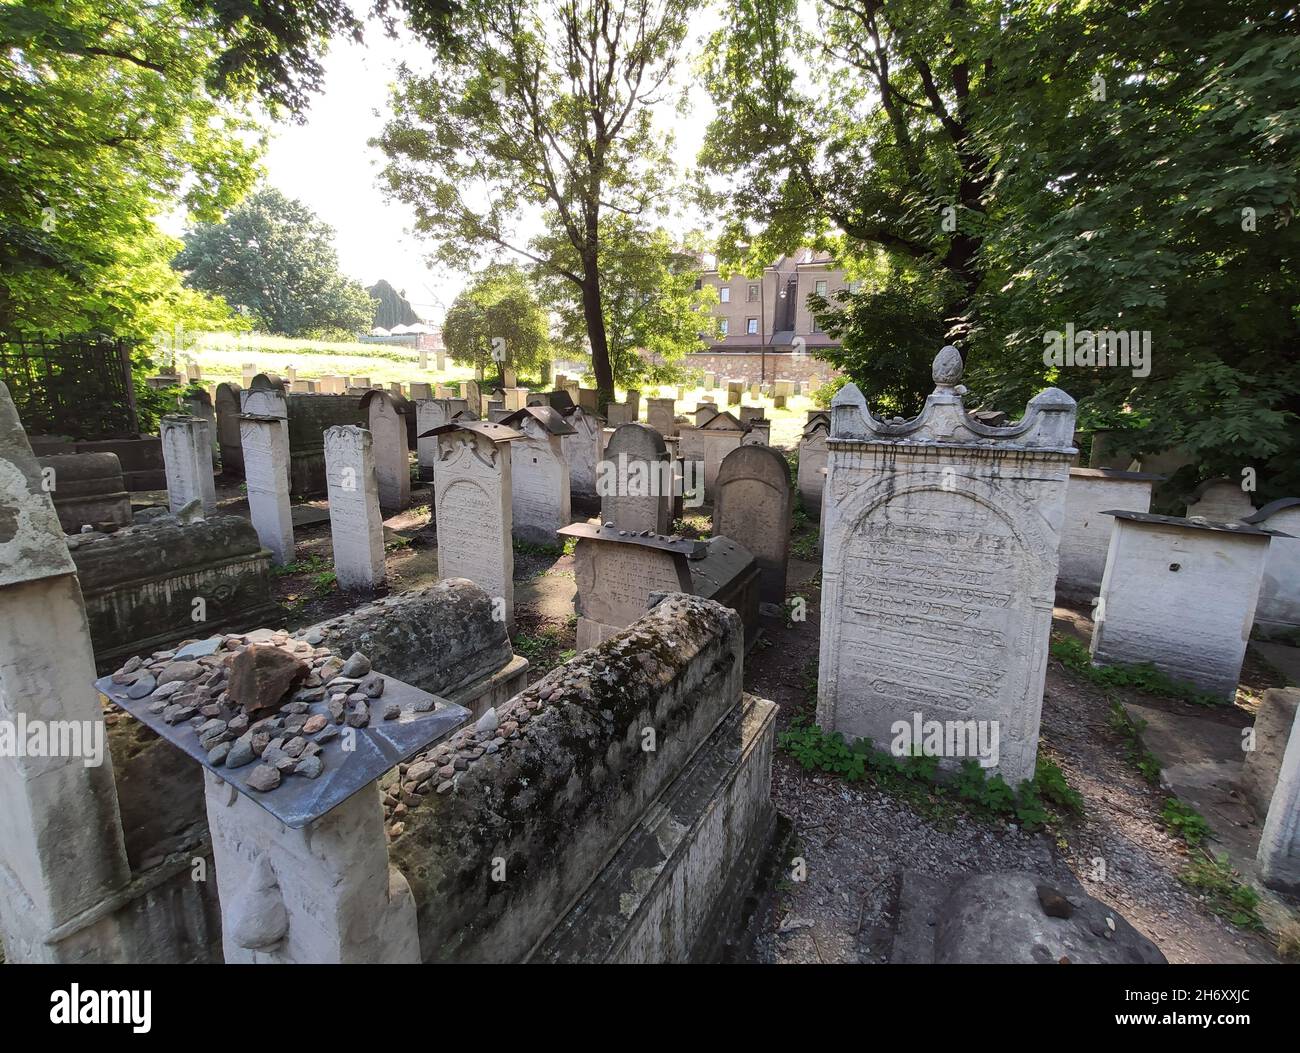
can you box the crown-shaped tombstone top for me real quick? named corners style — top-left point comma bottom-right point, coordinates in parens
top-left (830, 346), bottom-right (1077, 451)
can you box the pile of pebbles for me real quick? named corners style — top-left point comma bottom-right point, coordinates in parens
top-left (107, 632), bottom-right (424, 793)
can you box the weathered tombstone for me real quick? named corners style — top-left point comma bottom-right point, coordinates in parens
top-left (501, 406), bottom-right (575, 545)
top-left (1056, 467), bottom-right (1161, 601)
top-left (817, 347), bottom-right (1077, 786)
top-left (0, 383), bottom-right (134, 962)
top-left (215, 382), bottom-right (244, 476)
top-left (604, 401), bottom-right (634, 426)
top-left (1243, 498), bottom-right (1300, 635)
top-left (680, 410), bottom-right (746, 495)
top-left (714, 444), bottom-right (793, 607)
top-left (578, 387), bottom-right (599, 413)
top-left (352, 375), bottom-right (372, 389)
top-left (1257, 689), bottom-right (1300, 892)
top-left (160, 414), bottom-right (217, 513)
top-left (1090, 512), bottom-right (1276, 702)
top-left (415, 398), bottom-right (471, 480)
top-left (600, 422), bottom-right (672, 535)
top-left (647, 397), bottom-right (677, 437)
top-left (410, 382), bottom-right (433, 401)
top-left (239, 413), bottom-right (295, 565)
top-left (487, 401), bottom-right (508, 422)
top-left (773, 394), bottom-right (787, 410)
top-left (797, 414), bottom-right (830, 519)
top-left (727, 380), bottom-right (743, 406)
top-left (242, 373), bottom-right (290, 483)
top-left (183, 388), bottom-right (218, 454)
top-left (694, 403), bottom-right (720, 427)
top-left (625, 389), bottom-right (641, 418)
top-left (363, 390), bottom-right (411, 513)
top-left (704, 371), bottom-right (717, 389)
top-left (37, 452), bottom-right (132, 533)
top-left (465, 379), bottom-right (482, 414)
top-left (743, 419), bottom-right (771, 446)
top-left (503, 387), bottom-right (530, 412)
top-left (241, 362), bottom-right (258, 387)
top-left (562, 406), bottom-right (603, 496)
top-left (324, 425), bottom-right (386, 590)
top-left (774, 380), bottom-right (795, 399)
top-left (739, 405), bottom-right (765, 425)
top-left (430, 420), bottom-right (520, 625)
top-left (1186, 477), bottom-right (1255, 521)
top-left (319, 374), bottom-right (348, 395)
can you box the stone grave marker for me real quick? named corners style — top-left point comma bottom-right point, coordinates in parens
top-left (1056, 467), bottom-right (1161, 601)
top-left (160, 414), bottom-right (216, 513)
top-left (713, 444), bottom-right (793, 607)
top-left (797, 415), bottom-right (829, 519)
top-left (563, 405), bottom-right (603, 496)
top-left (647, 397), bottom-right (677, 437)
top-left (324, 425), bottom-right (386, 590)
top-left (1242, 498), bottom-right (1300, 635)
top-left (600, 422), bottom-right (672, 535)
top-left (239, 413), bottom-right (295, 565)
top-left (215, 382), bottom-right (243, 476)
top-left (501, 406), bottom-right (575, 545)
top-left (242, 373), bottom-right (290, 483)
top-left (1258, 690), bottom-right (1300, 892)
top-left (363, 390), bottom-right (411, 512)
top-left (817, 347), bottom-right (1077, 786)
top-left (1186, 477), bottom-right (1255, 521)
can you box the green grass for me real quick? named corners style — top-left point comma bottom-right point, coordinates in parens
top-left (1180, 850), bottom-right (1263, 930)
top-left (1052, 635), bottom-right (1222, 706)
top-left (1160, 797), bottom-right (1213, 847)
top-left (1107, 700), bottom-right (1164, 785)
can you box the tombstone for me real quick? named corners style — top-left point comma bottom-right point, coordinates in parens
top-left (742, 419), bottom-right (771, 447)
top-left (694, 403), bottom-right (720, 428)
top-left (679, 410), bottom-right (747, 496)
top-left (215, 382), bottom-right (244, 476)
top-left (435, 384), bottom-right (456, 399)
top-left (1056, 468), bottom-right (1161, 601)
top-left (500, 406), bottom-right (575, 545)
top-left (487, 402), bottom-right (508, 422)
top-left (738, 405), bottom-right (765, 425)
top-left (242, 374), bottom-right (290, 484)
top-left (410, 382), bottom-right (433, 401)
top-left (562, 406), bottom-right (603, 496)
top-left (389, 382), bottom-right (405, 398)
top-left (773, 394), bottom-right (787, 410)
top-left (817, 347), bottom-right (1077, 786)
top-left (727, 380), bottom-right (744, 406)
top-left (352, 375), bottom-right (372, 389)
top-left (578, 388), bottom-right (599, 413)
top-left (714, 445), bottom-right (793, 608)
top-left (502, 367), bottom-right (518, 389)
top-left (363, 390), bottom-right (411, 513)
top-left (415, 398), bottom-right (472, 480)
top-left (625, 389), bottom-right (641, 419)
top-left (1242, 499), bottom-right (1300, 635)
top-left (183, 388), bottom-right (218, 454)
top-left (500, 387), bottom-right (528, 412)
top-left (241, 362), bottom-right (258, 387)
top-left (319, 375), bottom-right (348, 395)
top-left (797, 415), bottom-right (830, 519)
top-left (600, 423), bottom-right (672, 535)
top-left (1257, 689), bottom-right (1300, 892)
top-left (647, 397), bottom-right (677, 437)
top-left (1090, 512), bottom-right (1277, 702)
top-left (1186, 477), bottom-right (1255, 521)
top-left (184, 360), bottom-right (202, 382)
top-left (160, 414), bottom-right (217, 513)
top-left (430, 420), bottom-right (520, 625)
top-left (324, 425), bottom-right (386, 590)
top-left (464, 379), bottom-right (482, 414)
top-left (289, 379), bottom-right (313, 394)
top-left (604, 401), bottom-right (634, 427)
top-left (774, 380), bottom-right (795, 399)
top-left (0, 382), bottom-right (133, 962)
top-left (704, 372), bottom-right (717, 389)
top-left (239, 414), bottom-right (295, 565)
top-left (37, 452), bottom-right (132, 533)
top-left (559, 523), bottom-right (760, 651)
top-left (799, 381), bottom-right (811, 398)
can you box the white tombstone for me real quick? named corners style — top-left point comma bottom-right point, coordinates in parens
top-left (0, 383), bottom-right (132, 962)
top-left (364, 391), bottom-right (411, 513)
top-left (817, 348), bottom-right (1077, 786)
top-left (797, 416), bottom-right (829, 518)
top-left (647, 397), bottom-right (677, 437)
top-left (415, 398), bottom-right (471, 479)
top-left (242, 374), bottom-right (290, 483)
top-left (324, 426), bottom-right (386, 590)
top-left (239, 414), bottom-right (295, 565)
top-left (1056, 468), bottom-right (1159, 601)
top-left (160, 414), bottom-right (217, 513)
top-left (1090, 513), bottom-right (1275, 702)
top-left (1258, 698), bottom-right (1300, 893)
top-left (563, 407), bottom-right (603, 496)
top-left (1186, 477), bottom-right (1255, 521)
top-left (433, 421), bottom-right (518, 626)
top-left (1243, 499), bottom-right (1300, 634)
top-left (504, 407), bottom-right (574, 545)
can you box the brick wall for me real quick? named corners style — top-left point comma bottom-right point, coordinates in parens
top-left (679, 351), bottom-right (839, 385)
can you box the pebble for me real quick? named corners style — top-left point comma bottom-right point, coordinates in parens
top-left (126, 674), bottom-right (157, 699)
top-left (295, 754), bottom-right (324, 779)
top-left (303, 714), bottom-right (327, 734)
top-left (340, 652), bottom-right (371, 679)
top-left (246, 765), bottom-right (281, 792)
top-left (361, 673), bottom-right (384, 698)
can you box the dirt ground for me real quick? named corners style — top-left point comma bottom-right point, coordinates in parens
top-left (201, 473), bottom-right (1297, 965)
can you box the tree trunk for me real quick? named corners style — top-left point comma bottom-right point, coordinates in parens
top-left (581, 263), bottom-right (614, 410)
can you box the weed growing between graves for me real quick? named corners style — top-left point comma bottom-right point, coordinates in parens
top-left (777, 720), bottom-right (1084, 833)
top-left (1179, 850), bottom-right (1263, 930)
top-left (1160, 797), bottom-right (1213, 847)
top-left (513, 624), bottom-right (576, 673)
top-left (1107, 701), bottom-right (1163, 785)
top-left (1051, 636), bottom-right (1221, 706)
top-left (513, 538), bottom-right (565, 559)
top-left (272, 554), bottom-right (332, 577)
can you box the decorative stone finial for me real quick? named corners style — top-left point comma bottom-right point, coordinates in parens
top-left (933, 346), bottom-right (964, 389)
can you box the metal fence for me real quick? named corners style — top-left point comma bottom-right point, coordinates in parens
top-left (0, 333), bottom-right (139, 438)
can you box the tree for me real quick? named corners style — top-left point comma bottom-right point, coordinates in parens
top-left (375, 0), bottom-right (696, 407)
top-left (175, 188), bottom-right (377, 336)
top-left (536, 216), bottom-right (718, 385)
top-left (0, 0), bottom-right (262, 337)
top-left (442, 264), bottom-right (549, 382)
top-left (368, 279), bottom-right (421, 329)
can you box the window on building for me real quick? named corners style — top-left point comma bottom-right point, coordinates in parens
top-left (815, 279), bottom-right (828, 297)
top-left (847, 280), bottom-right (861, 294)
top-left (747, 283), bottom-right (759, 302)
top-left (719, 319), bottom-right (729, 336)
top-left (719, 287), bottom-right (730, 303)
top-left (746, 317), bottom-right (758, 334)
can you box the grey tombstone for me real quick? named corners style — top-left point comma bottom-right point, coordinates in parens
top-left (694, 403), bottom-right (720, 427)
top-left (415, 398), bottom-right (472, 480)
top-left (37, 452), bottom-right (132, 533)
top-left (647, 397), bottom-right (677, 437)
top-left (727, 380), bottom-right (743, 406)
top-left (739, 405), bottom-right (765, 425)
top-left (563, 406), bottom-right (604, 496)
top-left (501, 406), bottom-right (575, 545)
top-left (409, 382), bottom-right (433, 401)
top-left (578, 388), bottom-right (599, 413)
top-left (1243, 499), bottom-right (1300, 635)
top-left (239, 413), bottom-right (295, 565)
top-left (600, 422), bottom-right (672, 535)
top-left (714, 444), bottom-right (793, 607)
top-left (324, 425), bottom-right (386, 590)
top-left (242, 374), bottom-right (290, 483)
top-left (1186, 477), bottom-right (1255, 521)
top-left (1056, 467), bottom-right (1161, 601)
top-left (431, 420), bottom-right (520, 626)
top-left (797, 415), bottom-right (830, 519)
top-left (817, 347), bottom-right (1077, 787)
top-left (363, 390), bottom-right (411, 513)
top-left (160, 414), bottom-right (216, 513)
top-left (743, 419), bottom-right (771, 447)
top-left (215, 382), bottom-right (243, 476)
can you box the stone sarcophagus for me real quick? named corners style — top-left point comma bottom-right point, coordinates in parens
top-left (68, 512), bottom-right (280, 670)
top-left (816, 347), bottom-right (1077, 787)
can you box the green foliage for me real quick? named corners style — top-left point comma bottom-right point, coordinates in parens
top-left (1180, 850), bottom-right (1263, 930)
top-left (442, 264), bottom-right (549, 381)
top-left (1107, 700), bottom-right (1163, 786)
top-left (1161, 797), bottom-right (1213, 848)
top-left (777, 723), bottom-right (1083, 832)
top-left (175, 188), bottom-right (375, 337)
top-left (1051, 635), bottom-right (1221, 706)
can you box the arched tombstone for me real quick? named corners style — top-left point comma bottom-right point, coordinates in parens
top-left (713, 444), bottom-right (793, 608)
top-left (362, 390), bottom-right (411, 513)
top-left (599, 422), bottom-right (671, 535)
top-left (242, 374), bottom-right (289, 483)
top-left (215, 382), bottom-right (244, 476)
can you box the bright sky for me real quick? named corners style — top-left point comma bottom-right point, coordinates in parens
top-left (258, 7), bottom-right (720, 326)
